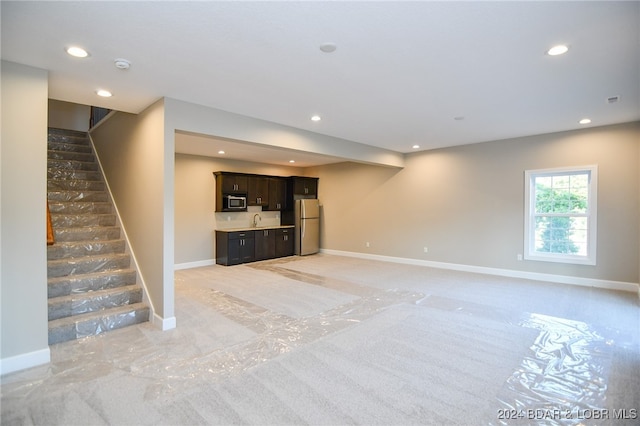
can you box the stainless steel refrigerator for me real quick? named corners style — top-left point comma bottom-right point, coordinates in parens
top-left (295, 199), bottom-right (320, 255)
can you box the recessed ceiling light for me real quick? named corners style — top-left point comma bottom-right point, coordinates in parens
top-left (311, 115), bottom-right (321, 122)
top-left (547, 45), bottom-right (569, 56)
top-left (579, 118), bottom-right (591, 125)
top-left (66, 46), bottom-right (89, 58)
top-left (218, 150), bottom-right (225, 155)
top-left (289, 160), bottom-right (296, 163)
top-left (319, 42), bottom-right (337, 53)
top-left (96, 89), bottom-right (112, 97)
top-left (412, 145), bottom-right (420, 149)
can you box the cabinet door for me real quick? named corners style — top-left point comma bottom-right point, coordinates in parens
top-left (275, 228), bottom-right (294, 258)
top-left (226, 231), bottom-right (255, 265)
top-left (240, 236), bottom-right (255, 263)
top-left (267, 177), bottom-right (287, 211)
top-left (292, 177), bottom-right (318, 198)
top-left (221, 174), bottom-right (248, 194)
top-left (255, 229), bottom-right (276, 260)
top-left (248, 176), bottom-right (269, 206)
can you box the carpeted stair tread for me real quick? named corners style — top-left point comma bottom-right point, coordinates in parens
top-left (47, 252), bottom-right (130, 277)
top-left (47, 149), bottom-right (94, 162)
top-left (47, 238), bottom-right (126, 260)
top-left (50, 213), bottom-right (116, 228)
top-left (48, 302), bottom-right (150, 345)
top-left (48, 158), bottom-right (100, 171)
top-left (47, 141), bottom-right (93, 153)
top-left (47, 190), bottom-right (109, 203)
top-left (48, 179), bottom-right (106, 191)
top-left (52, 225), bottom-right (121, 242)
top-left (48, 284), bottom-right (143, 321)
top-left (48, 169), bottom-right (103, 181)
top-left (48, 201), bottom-right (112, 214)
top-left (47, 268), bottom-right (137, 298)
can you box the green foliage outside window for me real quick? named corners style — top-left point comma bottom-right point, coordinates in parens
top-left (534, 174), bottom-right (588, 255)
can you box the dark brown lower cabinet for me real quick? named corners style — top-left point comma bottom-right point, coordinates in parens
top-left (255, 229), bottom-right (276, 261)
top-left (275, 228), bottom-right (294, 258)
top-left (216, 231), bottom-right (255, 266)
top-left (216, 227), bottom-right (295, 266)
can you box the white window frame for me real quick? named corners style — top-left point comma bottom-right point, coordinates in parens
top-left (524, 165), bottom-right (598, 265)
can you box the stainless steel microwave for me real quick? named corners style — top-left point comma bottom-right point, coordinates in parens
top-left (224, 194), bottom-right (247, 210)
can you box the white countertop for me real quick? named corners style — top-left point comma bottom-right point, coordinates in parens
top-left (216, 225), bottom-right (295, 233)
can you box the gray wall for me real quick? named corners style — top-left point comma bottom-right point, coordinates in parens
top-left (0, 61), bottom-right (50, 372)
top-left (308, 122), bottom-right (640, 284)
top-left (90, 100), bottom-right (174, 327)
top-left (48, 99), bottom-right (90, 132)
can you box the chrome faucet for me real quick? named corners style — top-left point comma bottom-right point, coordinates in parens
top-left (253, 213), bottom-right (262, 227)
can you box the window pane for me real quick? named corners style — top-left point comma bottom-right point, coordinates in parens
top-left (525, 166), bottom-right (596, 265)
top-left (534, 216), bottom-right (589, 255)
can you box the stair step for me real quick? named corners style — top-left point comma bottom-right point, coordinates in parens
top-left (48, 253), bottom-right (130, 277)
top-left (48, 302), bottom-right (149, 345)
top-left (48, 284), bottom-right (142, 321)
top-left (48, 141), bottom-right (93, 154)
top-left (48, 128), bottom-right (90, 145)
top-left (50, 213), bottom-right (116, 228)
top-left (53, 226), bottom-right (120, 242)
top-left (48, 179), bottom-right (105, 191)
top-left (49, 201), bottom-right (112, 214)
top-left (48, 150), bottom-right (94, 162)
top-left (47, 190), bottom-right (109, 203)
top-left (48, 169), bottom-right (102, 181)
top-left (46, 128), bottom-right (149, 343)
top-left (48, 159), bottom-right (99, 172)
top-left (48, 238), bottom-right (125, 260)
top-left (48, 268), bottom-right (136, 298)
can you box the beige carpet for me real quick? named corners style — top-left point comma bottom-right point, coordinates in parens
top-left (2, 254), bottom-right (638, 425)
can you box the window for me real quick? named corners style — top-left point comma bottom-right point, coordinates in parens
top-left (524, 166), bottom-right (597, 265)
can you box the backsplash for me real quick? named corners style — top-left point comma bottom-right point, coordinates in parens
top-left (214, 205), bottom-right (281, 230)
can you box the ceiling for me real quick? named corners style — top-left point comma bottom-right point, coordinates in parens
top-left (2, 1), bottom-right (639, 164)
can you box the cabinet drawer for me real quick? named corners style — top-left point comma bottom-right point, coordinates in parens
top-left (227, 231), bottom-right (254, 240)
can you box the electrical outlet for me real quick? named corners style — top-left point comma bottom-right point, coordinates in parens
top-left (366, 242), bottom-right (370, 248)
top-left (423, 247), bottom-right (428, 253)
top-left (517, 254), bottom-right (523, 261)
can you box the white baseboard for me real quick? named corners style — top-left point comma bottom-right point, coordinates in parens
top-left (0, 347), bottom-right (50, 376)
top-left (152, 313), bottom-right (177, 331)
top-left (321, 249), bottom-right (640, 294)
top-left (174, 259), bottom-right (215, 270)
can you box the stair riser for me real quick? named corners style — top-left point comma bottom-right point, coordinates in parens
top-left (48, 240), bottom-right (124, 261)
top-left (48, 255), bottom-right (130, 278)
top-left (53, 227), bottom-right (120, 242)
top-left (48, 270), bottom-right (136, 298)
top-left (48, 150), bottom-right (94, 162)
top-left (48, 141), bottom-right (93, 154)
top-left (48, 159), bottom-right (99, 172)
top-left (50, 214), bottom-right (116, 229)
top-left (48, 288), bottom-right (142, 321)
top-left (49, 202), bottom-right (112, 214)
top-left (47, 134), bottom-right (89, 145)
top-left (48, 191), bottom-right (109, 203)
top-left (48, 169), bottom-right (102, 181)
top-left (48, 180), bottom-right (105, 191)
top-left (48, 305), bottom-right (149, 345)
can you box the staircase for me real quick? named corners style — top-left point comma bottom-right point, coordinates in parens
top-left (47, 128), bottom-right (149, 345)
